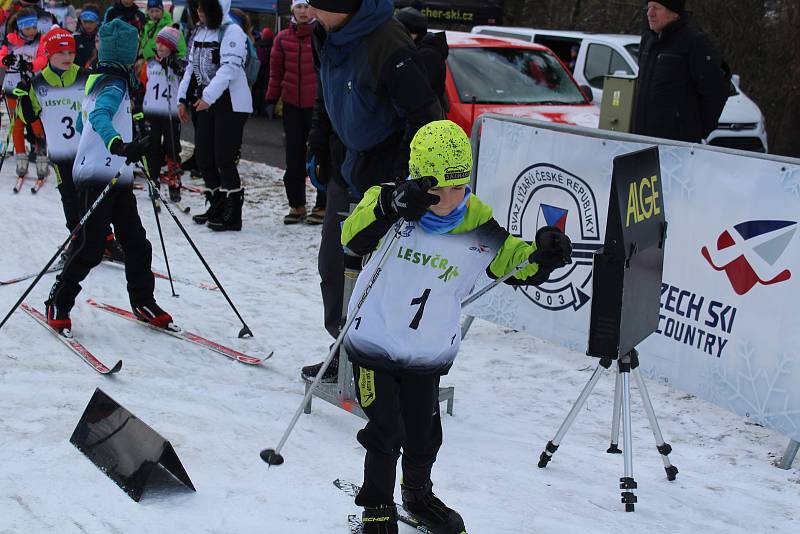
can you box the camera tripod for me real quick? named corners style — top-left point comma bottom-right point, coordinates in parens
top-left (537, 349), bottom-right (678, 511)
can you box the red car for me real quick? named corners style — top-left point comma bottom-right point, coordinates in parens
top-left (444, 31), bottom-right (600, 135)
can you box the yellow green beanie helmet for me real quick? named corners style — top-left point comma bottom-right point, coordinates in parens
top-left (409, 120), bottom-right (472, 187)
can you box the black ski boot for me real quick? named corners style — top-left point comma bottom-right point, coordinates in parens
top-left (103, 232), bottom-right (125, 262)
top-left (362, 505), bottom-right (398, 534)
top-left (132, 300), bottom-right (175, 330)
top-left (192, 189), bottom-right (224, 224)
top-left (207, 189), bottom-right (243, 231)
top-left (300, 353), bottom-right (339, 383)
top-left (45, 299), bottom-right (72, 335)
top-left (401, 481), bottom-right (466, 534)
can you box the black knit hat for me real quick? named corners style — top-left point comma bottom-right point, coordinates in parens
top-left (654, 0), bottom-right (686, 13)
top-left (396, 7), bottom-right (427, 35)
top-left (308, 0), bottom-right (362, 14)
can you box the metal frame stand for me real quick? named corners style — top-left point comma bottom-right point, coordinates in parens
top-left (537, 349), bottom-right (678, 511)
top-left (777, 439), bottom-right (799, 470)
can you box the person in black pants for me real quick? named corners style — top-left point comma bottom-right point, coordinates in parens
top-left (46, 18), bottom-right (173, 334)
top-left (177, 0), bottom-right (252, 231)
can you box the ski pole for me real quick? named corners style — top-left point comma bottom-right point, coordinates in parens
top-left (0, 172), bottom-right (123, 332)
top-left (260, 219), bottom-right (406, 467)
top-left (143, 173), bottom-right (254, 338)
top-left (460, 252), bottom-right (574, 309)
top-left (140, 163), bottom-right (178, 298)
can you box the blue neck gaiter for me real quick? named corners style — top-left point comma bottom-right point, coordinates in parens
top-left (419, 186), bottom-right (472, 234)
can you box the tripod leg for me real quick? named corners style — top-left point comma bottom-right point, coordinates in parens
top-left (608, 372), bottom-right (623, 454)
top-left (538, 362), bottom-right (607, 468)
top-left (620, 370), bottom-right (638, 512)
top-left (632, 368), bottom-right (678, 481)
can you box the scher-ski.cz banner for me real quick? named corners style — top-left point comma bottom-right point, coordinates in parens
top-left (468, 117), bottom-right (800, 442)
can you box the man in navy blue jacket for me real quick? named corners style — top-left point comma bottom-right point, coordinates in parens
top-left (303, 0), bottom-right (443, 387)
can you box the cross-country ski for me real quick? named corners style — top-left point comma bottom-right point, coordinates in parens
top-left (86, 299), bottom-right (267, 365)
top-left (20, 303), bottom-right (122, 375)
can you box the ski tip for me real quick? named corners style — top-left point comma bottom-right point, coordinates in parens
top-left (260, 448), bottom-right (284, 466)
top-left (108, 360), bottom-right (123, 374)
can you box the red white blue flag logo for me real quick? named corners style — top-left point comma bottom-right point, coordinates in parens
top-left (537, 204), bottom-right (568, 233)
top-left (702, 220), bottom-right (796, 295)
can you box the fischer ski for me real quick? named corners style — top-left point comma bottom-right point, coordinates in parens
top-left (13, 176), bottom-right (24, 193)
top-left (101, 258), bottom-right (218, 291)
top-left (333, 479), bottom-right (437, 534)
top-left (21, 303), bottom-right (122, 374)
top-left (30, 178), bottom-right (44, 194)
top-left (86, 299), bottom-right (268, 365)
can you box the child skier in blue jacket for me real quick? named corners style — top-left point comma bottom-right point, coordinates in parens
top-left (45, 18), bottom-right (173, 336)
top-left (340, 120), bottom-right (573, 533)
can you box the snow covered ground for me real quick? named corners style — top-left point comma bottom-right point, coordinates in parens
top-left (0, 157), bottom-right (798, 534)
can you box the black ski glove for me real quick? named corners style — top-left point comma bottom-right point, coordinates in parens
top-left (109, 137), bottom-right (150, 164)
top-left (529, 226), bottom-right (573, 276)
top-left (2, 54), bottom-right (15, 67)
top-left (16, 58), bottom-right (32, 74)
top-left (15, 77), bottom-right (30, 94)
top-left (376, 176), bottom-right (439, 221)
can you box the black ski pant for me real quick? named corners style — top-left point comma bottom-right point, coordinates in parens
top-left (53, 161), bottom-right (80, 231)
top-left (49, 185), bottom-right (155, 312)
top-left (318, 177), bottom-right (355, 338)
top-left (353, 362), bottom-right (443, 507)
top-left (282, 103), bottom-right (324, 209)
top-left (145, 114), bottom-right (181, 183)
top-left (194, 100), bottom-right (248, 191)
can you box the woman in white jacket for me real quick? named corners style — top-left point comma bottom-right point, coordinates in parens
top-left (178, 0), bottom-right (252, 231)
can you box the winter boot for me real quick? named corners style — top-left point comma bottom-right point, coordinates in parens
top-left (35, 153), bottom-right (49, 180)
top-left (192, 189), bottom-right (224, 224)
top-left (132, 300), bottom-right (175, 329)
top-left (300, 353), bottom-right (339, 383)
top-left (401, 481), bottom-right (466, 534)
top-left (103, 233), bottom-right (125, 262)
top-left (305, 206), bottom-right (325, 225)
top-left (283, 206), bottom-right (307, 224)
top-left (167, 158), bottom-right (182, 202)
top-left (45, 299), bottom-right (72, 335)
top-left (361, 505), bottom-right (398, 534)
top-left (15, 154), bottom-right (29, 177)
top-left (207, 189), bottom-right (243, 231)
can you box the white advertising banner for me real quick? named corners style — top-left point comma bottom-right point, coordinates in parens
top-left (469, 117), bottom-right (800, 441)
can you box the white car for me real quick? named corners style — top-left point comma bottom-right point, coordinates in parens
top-left (472, 26), bottom-right (768, 152)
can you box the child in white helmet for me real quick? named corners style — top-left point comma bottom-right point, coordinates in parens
top-left (341, 120), bottom-right (573, 534)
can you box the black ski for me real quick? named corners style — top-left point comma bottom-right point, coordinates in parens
top-left (333, 479), bottom-right (436, 534)
top-left (21, 303), bottom-right (122, 374)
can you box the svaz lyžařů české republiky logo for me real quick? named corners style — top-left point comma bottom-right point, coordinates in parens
top-left (702, 220), bottom-right (796, 295)
top-left (506, 163), bottom-right (601, 311)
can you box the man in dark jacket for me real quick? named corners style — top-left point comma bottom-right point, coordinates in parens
top-left (103, 0), bottom-right (146, 33)
top-left (301, 0), bottom-right (442, 379)
top-left (633, 0), bottom-right (728, 143)
top-left (396, 6), bottom-right (449, 113)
